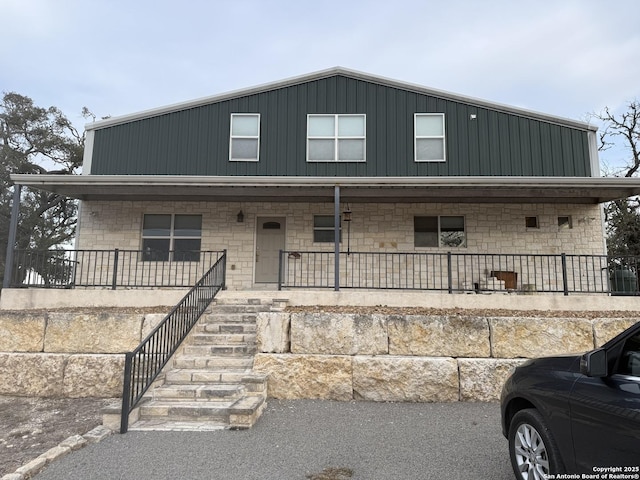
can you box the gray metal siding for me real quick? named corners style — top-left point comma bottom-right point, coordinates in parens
top-left (90, 76), bottom-right (591, 177)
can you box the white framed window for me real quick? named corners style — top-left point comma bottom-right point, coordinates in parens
top-left (229, 113), bottom-right (260, 162)
top-left (142, 214), bottom-right (202, 261)
top-left (307, 114), bottom-right (366, 162)
top-left (313, 215), bottom-right (342, 243)
top-left (415, 113), bottom-right (445, 162)
top-left (414, 216), bottom-right (466, 247)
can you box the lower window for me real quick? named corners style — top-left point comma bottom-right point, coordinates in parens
top-left (414, 216), bottom-right (466, 248)
top-left (313, 215), bottom-right (341, 243)
top-left (142, 214), bottom-right (202, 261)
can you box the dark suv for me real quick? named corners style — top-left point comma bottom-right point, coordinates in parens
top-left (501, 321), bottom-right (640, 479)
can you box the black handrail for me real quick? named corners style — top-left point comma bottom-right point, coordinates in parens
top-left (120, 250), bottom-right (226, 433)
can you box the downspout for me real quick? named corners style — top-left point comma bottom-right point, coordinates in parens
top-left (3, 185), bottom-right (22, 289)
top-left (334, 185), bottom-right (340, 291)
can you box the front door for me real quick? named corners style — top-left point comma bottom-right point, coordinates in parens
top-left (255, 217), bottom-right (286, 283)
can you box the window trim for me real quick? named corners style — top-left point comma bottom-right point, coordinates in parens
top-left (307, 114), bottom-right (366, 163)
top-left (414, 113), bottom-right (446, 163)
top-left (229, 113), bottom-right (260, 162)
top-left (414, 215), bottom-right (466, 248)
top-left (141, 213), bottom-right (203, 262)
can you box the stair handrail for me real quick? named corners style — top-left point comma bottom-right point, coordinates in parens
top-left (120, 250), bottom-right (227, 433)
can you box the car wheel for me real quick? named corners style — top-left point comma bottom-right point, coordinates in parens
top-left (508, 408), bottom-right (564, 480)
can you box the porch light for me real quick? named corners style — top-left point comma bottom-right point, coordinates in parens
top-left (343, 205), bottom-right (352, 254)
top-left (237, 210), bottom-right (244, 223)
top-left (343, 206), bottom-right (352, 222)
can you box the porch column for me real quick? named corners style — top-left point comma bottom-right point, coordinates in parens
top-left (334, 184), bottom-right (340, 291)
top-left (3, 184), bottom-right (22, 289)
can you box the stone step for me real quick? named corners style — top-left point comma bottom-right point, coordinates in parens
top-left (188, 332), bottom-right (256, 345)
top-left (135, 395), bottom-right (267, 428)
top-left (199, 312), bottom-right (259, 323)
top-left (196, 323), bottom-right (257, 334)
top-left (182, 344), bottom-right (257, 356)
top-left (212, 298), bottom-right (267, 306)
top-left (164, 369), bottom-right (265, 385)
top-left (204, 305), bottom-right (270, 314)
top-left (129, 419), bottom-right (228, 431)
top-left (152, 384), bottom-right (245, 400)
top-left (138, 400), bottom-right (234, 422)
top-left (173, 355), bottom-right (254, 369)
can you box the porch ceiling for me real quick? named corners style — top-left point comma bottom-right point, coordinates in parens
top-left (11, 174), bottom-right (640, 204)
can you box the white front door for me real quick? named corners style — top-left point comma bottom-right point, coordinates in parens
top-left (255, 217), bottom-right (286, 283)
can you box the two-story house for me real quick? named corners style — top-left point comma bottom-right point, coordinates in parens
top-left (9, 67), bottom-right (640, 293)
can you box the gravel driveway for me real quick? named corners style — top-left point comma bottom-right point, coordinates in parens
top-left (32, 400), bottom-right (514, 480)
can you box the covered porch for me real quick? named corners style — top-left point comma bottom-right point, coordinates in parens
top-left (6, 174), bottom-right (640, 295)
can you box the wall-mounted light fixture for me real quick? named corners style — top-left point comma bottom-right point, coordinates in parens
top-left (343, 204), bottom-right (352, 254)
top-left (237, 210), bottom-right (244, 223)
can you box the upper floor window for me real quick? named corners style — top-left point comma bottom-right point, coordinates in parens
top-left (414, 215), bottom-right (465, 248)
top-left (230, 114), bottom-right (260, 162)
top-left (307, 114), bottom-right (366, 162)
top-left (415, 113), bottom-right (445, 162)
top-left (142, 214), bottom-right (202, 261)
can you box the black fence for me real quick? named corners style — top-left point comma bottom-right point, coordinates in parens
top-left (120, 251), bottom-right (226, 433)
top-left (9, 249), bottom-right (225, 289)
top-left (279, 251), bottom-right (640, 296)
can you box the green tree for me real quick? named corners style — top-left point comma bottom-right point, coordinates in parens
top-left (1, 92), bottom-right (85, 287)
top-left (596, 100), bottom-right (640, 258)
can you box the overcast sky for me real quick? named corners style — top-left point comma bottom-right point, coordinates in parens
top-left (1, 0), bottom-right (639, 168)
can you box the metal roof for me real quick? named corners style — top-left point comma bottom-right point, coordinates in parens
top-left (85, 67), bottom-right (597, 133)
top-left (11, 174), bottom-right (640, 204)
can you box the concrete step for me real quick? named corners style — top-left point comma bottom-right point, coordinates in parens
top-left (173, 355), bottom-right (254, 369)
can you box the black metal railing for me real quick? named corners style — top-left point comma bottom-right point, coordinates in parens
top-left (120, 250), bottom-right (226, 433)
top-left (278, 250), bottom-right (640, 296)
top-left (9, 249), bottom-right (224, 289)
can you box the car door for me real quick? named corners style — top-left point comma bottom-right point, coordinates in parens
top-left (569, 330), bottom-right (640, 471)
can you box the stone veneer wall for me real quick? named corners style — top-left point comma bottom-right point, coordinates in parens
top-left (0, 311), bottom-right (165, 398)
top-left (254, 312), bottom-right (637, 402)
top-left (78, 201), bottom-right (605, 290)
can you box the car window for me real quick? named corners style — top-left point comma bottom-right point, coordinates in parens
top-left (618, 332), bottom-right (640, 376)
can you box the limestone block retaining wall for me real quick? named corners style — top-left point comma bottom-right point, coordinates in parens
top-left (0, 310), bottom-right (166, 398)
top-left (254, 312), bottom-right (638, 402)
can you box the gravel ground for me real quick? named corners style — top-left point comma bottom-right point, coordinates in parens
top-left (33, 400), bottom-right (514, 480)
top-left (0, 396), bottom-right (114, 477)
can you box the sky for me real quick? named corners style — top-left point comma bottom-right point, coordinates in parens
top-left (1, 0), bottom-right (639, 170)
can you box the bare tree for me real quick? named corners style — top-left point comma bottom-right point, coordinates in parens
top-left (595, 100), bottom-right (640, 257)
